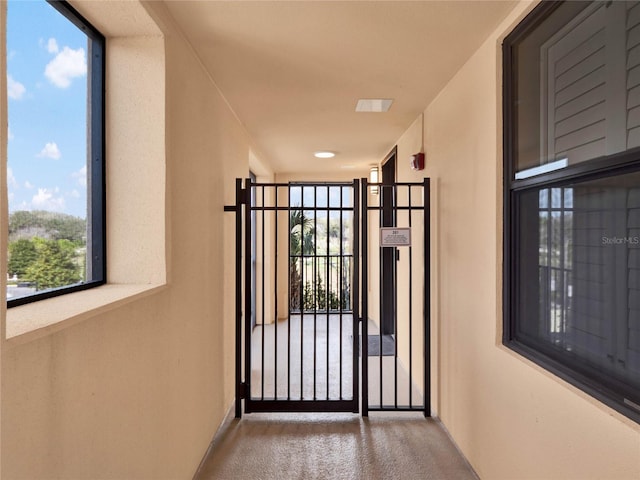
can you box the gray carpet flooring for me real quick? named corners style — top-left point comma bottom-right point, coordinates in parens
top-left (195, 412), bottom-right (478, 480)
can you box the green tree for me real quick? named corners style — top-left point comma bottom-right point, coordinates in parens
top-left (9, 210), bottom-right (86, 243)
top-left (25, 238), bottom-right (82, 290)
top-left (289, 209), bottom-right (315, 256)
top-left (8, 239), bottom-right (38, 278)
top-left (8, 210), bottom-right (38, 233)
top-left (47, 214), bottom-right (86, 242)
top-left (289, 209), bottom-right (315, 311)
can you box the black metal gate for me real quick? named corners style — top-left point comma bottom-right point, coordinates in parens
top-left (361, 178), bottom-right (430, 416)
top-left (231, 179), bottom-right (361, 414)
top-left (227, 177), bottom-right (430, 417)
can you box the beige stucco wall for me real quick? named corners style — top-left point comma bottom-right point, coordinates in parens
top-left (0, 1), bottom-right (262, 477)
top-left (1, 0), bottom-right (638, 478)
top-left (407, 1), bottom-right (640, 478)
top-left (365, 170), bottom-right (380, 332)
top-left (391, 116), bottom-right (430, 401)
top-left (249, 151), bottom-right (276, 327)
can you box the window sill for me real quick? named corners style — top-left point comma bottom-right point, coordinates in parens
top-left (5, 283), bottom-right (166, 345)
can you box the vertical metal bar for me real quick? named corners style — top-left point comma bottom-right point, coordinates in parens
top-left (408, 186), bottom-right (413, 409)
top-left (244, 177), bottom-right (253, 413)
top-left (559, 188), bottom-right (565, 346)
top-left (423, 178), bottom-right (431, 417)
top-left (378, 186), bottom-right (384, 409)
top-left (234, 178), bottom-right (243, 418)
top-left (352, 179), bottom-right (360, 413)
top-left (545, 190), bottom-right (552, 339)
top-left (361, 178), bottom-right (369, 416)
top-left (274, 185), bottom-right (279, 400)
top-left (313, 187), bottom-right (318, 400)
top-left (287, 188), bottom-right (292, 401)
top-left (339, 186), bottom-right (344, 399)
top-left (261, 185), bottom-right (266, 400)
top-left (300, 190), bottom-right (305, 400)
top-left (394, 183), bottom-right (398, 410)
top-left (326, 187), bottom-right (331, 400)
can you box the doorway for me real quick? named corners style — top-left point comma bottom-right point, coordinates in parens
top-left (242, 179), bottom-right (360, 413)
top-left (380, 148), bottom-right (397, 335)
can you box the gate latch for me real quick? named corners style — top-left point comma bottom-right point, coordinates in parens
top-left (239, 382), bottom-right (249, 399)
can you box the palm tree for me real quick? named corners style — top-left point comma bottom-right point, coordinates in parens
top-left (289, 208), bottom-right (315, 311)
top-left (289, 209), bottom-right (315, 255)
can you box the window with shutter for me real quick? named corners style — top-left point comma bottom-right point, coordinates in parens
top-left (541, 2), bottom-right (629, 165)
top-left (504, 0), bottom-right (640, 424)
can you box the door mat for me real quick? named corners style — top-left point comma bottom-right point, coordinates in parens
top-left (367, 335), bottom-right (395, 356)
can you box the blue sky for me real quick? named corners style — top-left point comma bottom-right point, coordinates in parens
top-left (291, 185), bottom-right (352, 208)
top-left (7, 0), bottom-right (88, 219)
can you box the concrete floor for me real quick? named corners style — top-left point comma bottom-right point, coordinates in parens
top-left (250, 315), bottom-right (423, 408)
top-left (197, 315), bottom-right (465, 479)
top-left (250, 314), bottom-right (355, 400)
top-left (195, 412), bottom-right (478, 480)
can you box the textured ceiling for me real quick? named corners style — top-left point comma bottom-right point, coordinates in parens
top-left (164, 1), bottom-right (517, 174)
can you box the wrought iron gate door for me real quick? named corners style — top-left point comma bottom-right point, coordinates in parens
top-left (361, 178), bottom-right (430, 416)
top-left (233, 179), bottom-right (360, 414)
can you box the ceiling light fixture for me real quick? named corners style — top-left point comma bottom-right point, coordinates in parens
top-left (369, 165), bottom-right (379, 195)
top-left (356, 98), bottom-right (393, 113)
top-left (314, 151), bottom-right (336, 159)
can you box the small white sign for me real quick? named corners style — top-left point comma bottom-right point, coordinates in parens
top-left (380, 227), bottom-right (411, 247)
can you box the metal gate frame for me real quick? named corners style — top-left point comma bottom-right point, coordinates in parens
top-left (229, 178), bottom-right (360, 415)
top-left (226, 177), bottom-right (430, 418)
top-left (361, 178), bottom-right (430, 417)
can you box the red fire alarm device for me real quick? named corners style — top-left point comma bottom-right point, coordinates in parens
top-left (410, 152), bottom-right (425, 171)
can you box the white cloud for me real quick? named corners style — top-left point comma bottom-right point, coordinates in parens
top-left (45, 46), bottom-right (86, 88)
top-left (47, 38), bottom-right (59, 54)
top-left (7, 167), bottom-right (18, 189)
top-left (32, 188), bottom-right (65, 212)
top-left (37, 142), bottom-right (61, 160)
top-left (7, 75), bottom-right (26, 100)
top-left (69, 189), bottom-right (81, 199)
top-left (72, 165), bottom-right (87, 187)
top-left (24, 181), bottom-right (34, 189)
top-left (8, 127), bottom-right (14, 141)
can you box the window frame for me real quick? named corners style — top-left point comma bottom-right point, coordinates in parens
top-left (503, 0), bottom-right (640, 424)
top-left (7, 0), bottom-right (106, 308)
